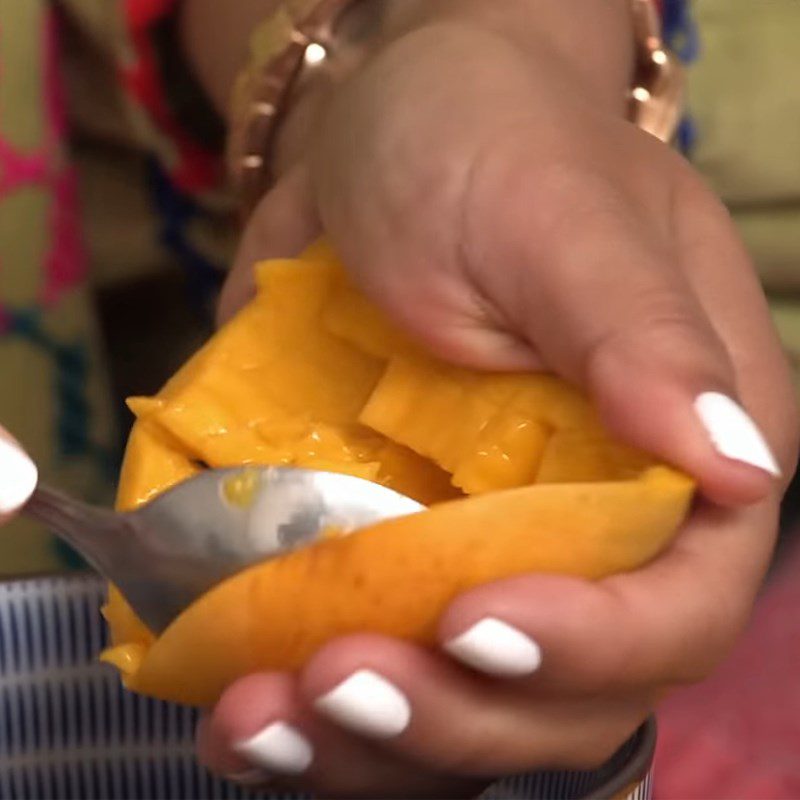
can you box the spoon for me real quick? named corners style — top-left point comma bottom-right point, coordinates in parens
top-left (23, 467), bottom-right (424, 634)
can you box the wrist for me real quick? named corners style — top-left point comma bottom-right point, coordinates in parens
top-left (205, 0), bottom-right (677, 213)
top-left (383, 0), bottom-right (635, 113)
top-left (269, 0), bottom-right (635, 178)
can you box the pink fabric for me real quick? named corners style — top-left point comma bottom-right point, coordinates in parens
top-left (121, 0), bottom-right (219, 193)
top-left (41, 10), bottom-right (85, 305)
top-left (0, 8), bottom-right (85, 324)
top-left (656, 539), bottom-right (800, 799)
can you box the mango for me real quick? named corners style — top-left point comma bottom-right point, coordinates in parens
top-left (103, 243), bottom-right (694, 706)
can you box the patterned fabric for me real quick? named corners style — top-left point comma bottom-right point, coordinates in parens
top-left (0, 2), bottom-right (684, 577)
top-left (0, 0), bottom-right (237, 575)
top-left (0, 0), bottom-right (115, 574)
top-left (0, 575), bottom-right (652, 800)
top-left (121, 0), bottom-right (219, 194)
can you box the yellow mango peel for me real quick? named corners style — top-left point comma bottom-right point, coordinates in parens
top-left (103, 243), bottom-right (694, 706)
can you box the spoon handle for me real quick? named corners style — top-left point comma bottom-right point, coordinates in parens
top-left (23, 484), bottom-right (123, 574)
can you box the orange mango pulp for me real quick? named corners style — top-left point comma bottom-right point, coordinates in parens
top-left (103, 242), bottom-right (695, 706)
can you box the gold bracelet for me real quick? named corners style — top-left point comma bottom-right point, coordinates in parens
top-left (629, 0), bottom-right (685, 142)
top-left (228, 0), bottom-right (685, 218)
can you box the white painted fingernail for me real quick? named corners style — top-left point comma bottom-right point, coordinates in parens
top-left (444, 617), bottom-right (542, 678)
top-left (0, 439), bottom-right (38, 513)
top-left (234, 721), bottom-right (313, 775)
top-left (226, 768), bottom-right (271, 786)
top-left (695, 392), bottom-right (781, 477)
top-left (315, 669), bottom-right (411, 739)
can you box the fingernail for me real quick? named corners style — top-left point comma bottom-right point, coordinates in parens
top-left (233, 721), bottom-right (313, 775)
top-left (315, 669), bottom-right (411, 739)
top-left (0, 438), bottom-right (38, 513)
top-left (444, 617), bottom-right (542, 678)
top-left (694, 392), bottom-right (781, 477)
top-left (226, 768), bottom-right (271, 786)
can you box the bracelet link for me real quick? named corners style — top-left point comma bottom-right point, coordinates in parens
top-left (227, 0), bottom-right (353, 216)
top-left (630, 0), bottom-right (685, 143)
top-left (229, 0), bottom-right (685, 218)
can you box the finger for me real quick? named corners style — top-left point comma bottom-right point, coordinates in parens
top-left (438, 497), bottom-right (778, 695)
top-left (672, 172), bottom-right (799, 480)
top-left (0, 428), bottom-right (38, 522)
top-left (199, 672), bottom-right (480, 798)
top-left (196, 716), bottom-right (276, 789)
top-left (218, 163), bottom-right (320, 325)
top-left (302, 634), bottom-right (651, 776)
top-left (463, 125), bottom-right (783, 505)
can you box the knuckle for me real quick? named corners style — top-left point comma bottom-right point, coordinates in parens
top-left (550, 711), bottom-right (650, 771)
top-left (528, 162), bottom-right (634, 246)
top-left (430, 711), bottom-right (550, 777)
top-left (428, 700), bottom-right (652, 778)
top-left (529, 159), bottom-right (616, 202)
top-left (670, 596), bottom-right (751, 685)
top-left (639, 559), bottom-right (757, 688)
top-left (308, 773), bottom-right (380, 800)
top-left (462, 132), bottom-right (630, 256)
top-left (559, 732), bottom-right (633, 771)
top-left (584, 286), bottom-right (734, 383)
top-left (642, 311), bottom-right (726, 368)
top-left (435, 728), bottom-right (513, 775)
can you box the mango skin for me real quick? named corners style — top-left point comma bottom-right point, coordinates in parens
top-left (110, 466), bottom-right (690, 706)
top-left (102, 242), bottom-right (695, 706)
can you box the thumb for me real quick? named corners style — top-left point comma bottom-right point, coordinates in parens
top-left (0, 428), bottom-right (38, 521)
top-left (586, 316), bottom-right (779, 506)
top-left (470, 181), bottom-right (783, 507)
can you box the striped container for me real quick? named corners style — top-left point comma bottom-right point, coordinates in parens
top-left (0, 575), bottom-right (654, 800)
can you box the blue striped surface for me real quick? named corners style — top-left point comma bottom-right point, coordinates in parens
top-left (0, 576), bottom-right (291, 800)
top-left (0, 575), bottom-right (650, 800)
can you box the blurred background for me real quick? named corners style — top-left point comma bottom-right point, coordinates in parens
top-left (2, 0), bottom-right (798, 574)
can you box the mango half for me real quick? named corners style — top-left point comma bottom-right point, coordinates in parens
top-left (102, 242), bottom-right (694, 706)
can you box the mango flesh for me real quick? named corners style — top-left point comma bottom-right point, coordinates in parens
top-left (103, 242), bottom-right (695, 706)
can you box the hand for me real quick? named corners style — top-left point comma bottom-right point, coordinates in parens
top-left (0, 428), bottom-right (38, 523)
top-left (194, 3), bottom-right (798, 796)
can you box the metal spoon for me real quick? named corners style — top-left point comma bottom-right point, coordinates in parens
top-left (23, 467), bottom-right (424, 634)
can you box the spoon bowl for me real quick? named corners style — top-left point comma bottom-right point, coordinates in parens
top-left (24, 467), bottom-right (424, 634)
